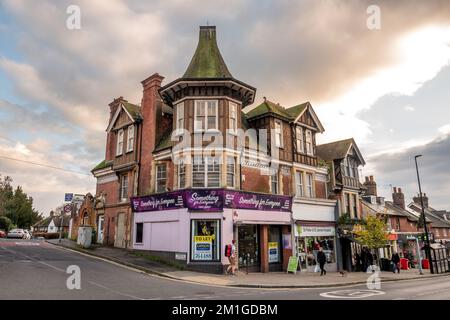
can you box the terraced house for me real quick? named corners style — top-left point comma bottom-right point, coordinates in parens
top-left (90, 25), bottom-right (339, 273)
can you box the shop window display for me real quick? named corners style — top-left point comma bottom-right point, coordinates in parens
top-left (191, 220), bottom-right (220, 261)
top-left (297, 236), bottom-right (335, 268)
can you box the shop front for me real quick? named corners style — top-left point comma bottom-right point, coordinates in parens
top-left (131, 189), bottom-right (293, 273)
top-left (292, 199), bottom-right (338, 272)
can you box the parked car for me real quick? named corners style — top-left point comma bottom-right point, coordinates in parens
top-left (0, 230), bottom-right (6, 238)
top-left (7, 228), bottom-right (26, 239)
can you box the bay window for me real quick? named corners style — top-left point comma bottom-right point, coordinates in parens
top-left (156, 164), bottom-right (167, 193)
top-left (295, 171), bottom-right (304, 197)
top-left (116, 129), bottom-right (124, 156)
top-left (176, 102), bottom-right (184, 133)
top-left (229, 102), bottom-right (237, 133)
top-left (227, 156), bottom-right (236, 187)
top-left (305, 173), bottom-right (313, 197)
top-left (195, 100), bottom-right (218, 131)
top-left (192, 156), bottom-right (220, 188)
top-left (178, 158), bottom-right (186, 189)
top-left (305, 130), bottom-right (313, 155)
top-left (127, 125), bottom-right (134, 152)
top-left (296, 126), bottom-right (304, 153)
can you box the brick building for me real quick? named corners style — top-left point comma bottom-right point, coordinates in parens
top-left (88, 25), bottom-right (340, 273)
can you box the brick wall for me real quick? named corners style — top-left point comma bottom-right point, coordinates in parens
top-left (314, 180), bottom-right (327, 199)
top-left (242, 166), bottom-right (270, 193)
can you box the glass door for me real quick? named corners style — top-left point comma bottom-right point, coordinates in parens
top-left (238, 225), bottom-right (260, 267)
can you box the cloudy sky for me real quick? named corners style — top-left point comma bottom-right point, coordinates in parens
top-left (1, 0), bottom-right (450, 214)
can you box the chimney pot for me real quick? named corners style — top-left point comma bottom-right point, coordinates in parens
top-left (398, 187), bottom-right (402, 193)
top-left (370, 175), bottom-right (374, 181)
top-left (365, 176), bottom-right (369, 182)
top-left (393, 187), bottom-right (397, 193)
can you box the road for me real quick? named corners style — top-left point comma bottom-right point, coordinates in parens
top-left (1, 239), bottom-right (450, 300)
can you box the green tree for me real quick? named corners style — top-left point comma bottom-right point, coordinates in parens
top-left (354, 215), bottom-right (389, 250)
top-left (0, 175), bottom-right (42, 229)
top-left (0, 216), bottom-right (13, 231)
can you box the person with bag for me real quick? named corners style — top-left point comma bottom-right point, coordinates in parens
top-left (225, 240), bottom-right (237, 275)
top-left (317, 247), bottom-right (327, 276)
top-left (391, 252), bottom-right (401, 274)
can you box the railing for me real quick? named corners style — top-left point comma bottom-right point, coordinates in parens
top-left (342, 176), bottom-right (360, 189)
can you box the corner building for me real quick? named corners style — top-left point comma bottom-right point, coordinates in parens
top-left (94, 26), bottom-right (337, 273)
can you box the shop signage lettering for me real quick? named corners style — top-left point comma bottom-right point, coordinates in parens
top-left (225, 191), bottom-right (292, 212)
top-left (131, 189), bottom-right (293, 213)
top-left (298, 226), bottom-right (335, 237)
top-left (185, 189), bottom-right (224, 211)
top-left (130, 191), bottom-right (184, 212)
top-left (193, 236), bottom-right (213, 260)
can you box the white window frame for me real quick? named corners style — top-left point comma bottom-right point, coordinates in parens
top-left (116, 129), bottom-right (124, 156)
top-left (305, 130), bottom-right (313, 156)
top-left (229, 102), bottom-right (238, 134)
top-left (271, 171), bottom-right (279, 194)
top-left (192, 156), bottom-right (220, 188)
top-left (178, 158), bottom-right (186, 189)
top-left (120, 174), bottom-right (128, 202)
top-left (305, 173), bottom-right (313, 197)
top-left (295, 171), bottom-right (304, 197)
top-left (194, 100), bottom-right (218, 132)
top-left (155, 164), bottom-right (167, 193)
top-left (176, 102), bottom-right (184, 134)
top-left (274, 120), bottom-right (283, 148)
top-left (296, 126), bottom-right (304, 153)
top-left (126, 125), bottom-right (134, 152)
top-left (227, 156), bottom-right (236, 188)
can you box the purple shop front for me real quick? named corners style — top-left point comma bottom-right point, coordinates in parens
top-left (131, 189), bottom-right (293, 273)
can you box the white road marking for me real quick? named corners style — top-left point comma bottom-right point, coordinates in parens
top-left (320, 289), bottom-right (386, 299)
top-left (88, 280), bottom-right (145, 300)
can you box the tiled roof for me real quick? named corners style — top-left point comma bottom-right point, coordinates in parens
top-left (316, 138), bottom-right (354, 161)
top-left (183, 26), bottom-right (232, 79)
top-left (122, 101), bottom-right (142, 120)
top-left (285, 102), bottom-right (308, 119)
top-left (245, 99), bottom-right (293, 120)
top-left (91, 160), bottom-right (113, 172)
top-left (154, 128), bottom-right (173, 152)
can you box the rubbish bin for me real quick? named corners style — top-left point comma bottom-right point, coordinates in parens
top-left (400, 258), bottom-right (409, 270)
top-left (380, 258), bottom-right (390, 271)
top-left (422, 258), bottom-right (429, 269)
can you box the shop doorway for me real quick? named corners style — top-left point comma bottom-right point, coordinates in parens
top-left (238, 225), bottom-right (260, 272)
top-left (268, 226), bottom-right (283, 271)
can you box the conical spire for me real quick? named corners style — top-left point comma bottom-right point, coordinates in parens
top-left (182, 26), bottom-right (232, 79)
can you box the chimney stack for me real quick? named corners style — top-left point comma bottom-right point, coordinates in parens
top-left (413, 192), bottom-right (429, 209)
top-left (392, 186), bottom-right (405, 210)
top-left (363, 175), bottom-right (377, 197)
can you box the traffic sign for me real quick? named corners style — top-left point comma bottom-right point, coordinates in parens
top-left (65, 193), bottom-right (74, 202)
top-left (64, 204), bottom-right (72, 213)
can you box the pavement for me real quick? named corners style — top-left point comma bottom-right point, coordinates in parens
top-left (2, 238), bottom-right (450, 300)
top-left (46, 238), bottom-right (447, 288)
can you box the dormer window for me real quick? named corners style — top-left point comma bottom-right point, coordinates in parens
top-left (116, 129), bottom-right (124, 156)
top-left (296, 126), bottom-right (304, 153)
top-left (274, 120), bottom-right (283, 148)
top-left (127, 125), bottom-right (134, 152)
top-left (305, 130), bottom-right (313, 156)
top-left (195, 100), bottom-right (218, 131)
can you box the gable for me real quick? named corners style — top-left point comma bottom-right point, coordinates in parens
top-left (293, 103), bottom-right (325, 133)
top-left (106, 103), bottom-right (141, 132)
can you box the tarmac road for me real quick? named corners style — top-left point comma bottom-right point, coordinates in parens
top-left (1, 239), bottom-right (450, 300)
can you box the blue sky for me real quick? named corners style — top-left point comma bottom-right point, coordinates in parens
top-left (1, 0), bottom-right (450, 214)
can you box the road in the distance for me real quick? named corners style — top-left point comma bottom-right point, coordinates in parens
top-left (1, 239), bottom-right (450, 300)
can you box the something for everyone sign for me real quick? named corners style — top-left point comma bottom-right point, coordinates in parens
top-left (193, 236), bottom-right (213, 260)
top-left (131, 189), bottom-right (293, 213)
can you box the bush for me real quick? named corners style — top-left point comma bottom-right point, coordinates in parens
top-left (0, 216), bottom-right (13, 231)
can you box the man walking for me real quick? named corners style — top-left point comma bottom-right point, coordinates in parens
top-left (225, 240), bottom-right (237, 275)
top-left (317, 247), bottom-right (327, 276)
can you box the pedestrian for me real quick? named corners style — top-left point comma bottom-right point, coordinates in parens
top-left (355, 253), bottom-right (361, 272)
top-left (317, 247), bottom-right (327, 276)
top-left (225, 240), bottom-right (237, 275)
top-left (391, 252), bottom-right (401, 274)
top-left (367, 249), bottom-right (374, 272)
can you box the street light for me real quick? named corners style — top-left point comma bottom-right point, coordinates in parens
top-left (414, 155), bottom-right (434, 274)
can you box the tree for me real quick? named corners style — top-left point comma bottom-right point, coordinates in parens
top-left (0, 175), bottom-right (42, 229)
top-left (0, 216), bottom-right (13, 231)
top-left (354, 215), bottom-right (389, 250)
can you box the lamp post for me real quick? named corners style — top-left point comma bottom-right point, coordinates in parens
top-left (414, 155), bottom-right (434, 274)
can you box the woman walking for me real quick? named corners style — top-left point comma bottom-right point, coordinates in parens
top-left (317, 247), bottom-right (327, 276)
